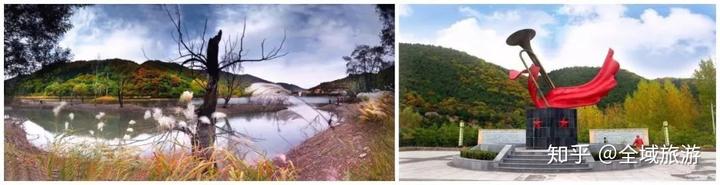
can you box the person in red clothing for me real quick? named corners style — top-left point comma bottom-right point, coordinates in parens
top-left (632, 135), bottom-right (644, 149)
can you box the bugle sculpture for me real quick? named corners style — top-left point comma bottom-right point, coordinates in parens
top-left (505, 28), bottom-right (620, 149)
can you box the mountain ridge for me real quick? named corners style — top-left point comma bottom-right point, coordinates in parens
top-left (4, 59), bottom-right (312, 98)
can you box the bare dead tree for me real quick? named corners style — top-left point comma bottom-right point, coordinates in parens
top-left (165, 6), bottom-right (286, 159)
top-left (219, 31), bottom-right (247, 108)
top-left (117, 75), bottom-right (127, 108)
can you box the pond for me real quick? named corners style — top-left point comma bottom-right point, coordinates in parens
top-left (5, 96), bottom-right (336, 161)
top-left (118, 96), bottom-right (338, 107)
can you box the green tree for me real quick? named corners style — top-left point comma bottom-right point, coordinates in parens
top-left (45, 81), bottom-right (62, 99)
top-left (692, 59), bottom-right (715, 132)
top-left (4, 5), bottom-right (82, 77)
top-left (73, 83), bottom-right (88, 103)
top-left (375, 4), bottom-right (394, 55)
top-left (344, 45), bottom-right (387, 92)
top-left (400, 107), bottom-right (423, 145)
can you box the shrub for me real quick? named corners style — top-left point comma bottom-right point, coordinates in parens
top-left (403, 124), bottom-right (478, 147)
top-left (460, 148), bottom-right (497, 160)
top-left (670, 128), bottom-right (716, 147)
top-left (399, 107), bottom-right (422, 144)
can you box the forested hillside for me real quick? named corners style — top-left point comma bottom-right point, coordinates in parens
top-left (399, 43), bottom-right (716, 147)
top-left (400, 43), bottom-right (529, 127)
top-left (308, 65), bottom-right (394, 95)
top-left (4, 59), bottom-right (301, 99)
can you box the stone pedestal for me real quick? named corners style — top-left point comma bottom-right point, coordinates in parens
top-left (525, 108), bottom-right (577, 149)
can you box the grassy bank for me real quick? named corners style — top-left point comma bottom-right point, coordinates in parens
top-left (348, 94), bottom-right (395, 180)
top-left (286, 94), bottom-right (395, 180)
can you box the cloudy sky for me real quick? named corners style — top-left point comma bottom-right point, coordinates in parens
top-left (399, 4), bottom-right (716, 79)
top-left (59, 5), bottom-right (384, 88)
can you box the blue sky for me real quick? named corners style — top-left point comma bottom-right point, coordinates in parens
top-left (399, 4), bottom-right (716, 78)
top-left (59, 5), bottom-right (384, 88)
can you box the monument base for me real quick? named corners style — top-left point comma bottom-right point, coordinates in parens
top-left (526, 108), bottom-right (578, 149)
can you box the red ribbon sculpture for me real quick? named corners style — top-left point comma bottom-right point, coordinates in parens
top-left (509, 49), bottom-right (620, 108)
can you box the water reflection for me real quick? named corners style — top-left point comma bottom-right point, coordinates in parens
top-left (6, 107), bottom-right (156, 139)
top-left (6, 96), bottom-right (333, 160)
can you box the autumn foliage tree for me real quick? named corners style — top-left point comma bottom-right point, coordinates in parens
top-left (621, 79), bottom-right (700, 144)
top-left (577, 105), bottom-right (604, 142)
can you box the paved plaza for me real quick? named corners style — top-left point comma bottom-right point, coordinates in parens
top-left (399, 151), bottom-right (716, 181)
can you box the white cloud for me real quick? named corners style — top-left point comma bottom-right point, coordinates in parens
top-left (59, 7), bottom-right (168, 62)
top-left (397, 4), bottom-right (412, 17)
top-left (398, 32), bottom-right (431, 45)
top-left (434, 18), bottom-right (527, 70)
top-left (558, 4), bottom-right (627, 22)
top-left (458, 6), bottom-right (556, 37)
top-left (551, 5), bottom-right (715, 78)
top-left (59, 5), bottom-right (383, 88)
top-left (425, 7), bottom-right (556, 71)
top-left (407, 5), bottom-right (715, 79)
top-left (213, 5), bottom-right (381, 88)
top-left (243, 54), bottom-right (348, 89)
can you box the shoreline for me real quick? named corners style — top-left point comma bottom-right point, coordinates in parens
top-left (6, 99), bottom-right (289, 116)
top-left (285, 103), bottom-right (360, 180)
top-left (4, 98), bottom-right (352, 180)
top-left (5, 117), bottom-right (48, 180)
top-left (285, 103), bottom-right (379, 180)
top-left (285, 94), bottom-right (394, 180)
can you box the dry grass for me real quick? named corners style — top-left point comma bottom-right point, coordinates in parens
top-left (349, 94), bottom-right (395, 180)
top-left (60, 142), bottom-right (296, 180)
top-left (284, 94), bottom-right (395, 180)
top-left (9, 143), bottom-right (297, 181)
top-left (5, 121), bottom-right (296, 181)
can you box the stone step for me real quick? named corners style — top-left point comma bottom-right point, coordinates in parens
top-left (499, 162), bottom-right (589, 168)
top-left (498, 148), bottom-right (592, 172)
top-left (503, 158), bottom-right (585, 164)
top-left (513, 148), bottom-right (551, 153)
top-left (512, 150), bottom-right (590, 155)
top-left (505, 154), bottom-right (556, 159)
top-left (496, 166), bottom-right (592, 173)
top-left (511, 151), bottom-right (550, 155)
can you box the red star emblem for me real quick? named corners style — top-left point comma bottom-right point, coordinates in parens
top-left (533, 118), bottom-right (542, 128)
top-left (559, 117), bottom-right (569, 128)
